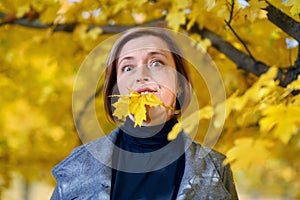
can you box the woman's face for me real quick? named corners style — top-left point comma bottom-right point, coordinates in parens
top-left (116, 35), bottom-right (178, 125)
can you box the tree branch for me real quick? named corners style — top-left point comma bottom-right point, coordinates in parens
top-left (224, 20), bottom-right (255, 59)
top-left (295, 44), bottom-right (300, 70)
top-left (227, 0), bottom-right (235, 25)
top-left (278, 47), bottom-right (300, 90)
top-left (0, 13), bottom-right (166, 33)
top-left (188, 24), bottom-right (269, 76)
top-left (1, 15), bottom-right (269, 77)
top-left (1, 4), bottom-right (299, 87)
top-left (188, 24), bottom-right (300, 89)
top-left (265, 2), bottom-right (300, 42)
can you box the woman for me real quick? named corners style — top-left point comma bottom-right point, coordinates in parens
top-left (51, 28), bottom-right (238, 200)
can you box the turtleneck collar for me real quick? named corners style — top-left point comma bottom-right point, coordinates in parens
top-left (118, 118), bottom-right (178, 153)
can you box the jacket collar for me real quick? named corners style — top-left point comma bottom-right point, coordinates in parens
top-left (92, 128), bottom-right (227, 199)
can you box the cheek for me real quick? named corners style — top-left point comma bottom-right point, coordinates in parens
top-left (153, 72), bottom-right (178, 107)
top-left (155, 72), bottom-right (177, 94)
top-left (117, 81), bottom-right (128, 95)
top-left (117, 75), bottom-right (131, 95)
top-left (159, 88), bottom-right (176, 107)
top-left (157, 75), bottom-right (177, 107)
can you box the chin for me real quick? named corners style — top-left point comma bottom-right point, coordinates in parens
top-left (145, 106), bottom-right (173, 126)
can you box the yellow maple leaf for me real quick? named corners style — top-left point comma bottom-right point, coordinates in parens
top-left (57, 0), bottom-right (73, 15)
top-left (206, 0), bottom-right (216, 11)
top-left (287, 75), bottom-right (300, 90)
top-left (168, 121), bottom-right (182, 141)
top-left (285, 0), bottom-right (300, 16)
top-left (187, 2), bottom-right (202, 30)
top-left (87, 27), bottom-right (103, 40)
top-left (259, 104), bottom-right (300, 144)
top-left (224, 137), bottom-right (273, 171)
top-left (214, 91), bottom-right (247, 128)
top-left (112, 90), bottom-right (170, 127)
top-left (16, 5), bottom-right (30, 18)
top-left (199, 105), bottom-right (213, 120)
top-left (292, 94), bottom-right (300, 105)
top-left (112, 0), bottom-right (129, 15)
top-left (166, 9), bottom-right (186, 31)
top-left (244, 67), bottom-right (278, 103)
top-left (112, 95), bottom-right (130, 122)
top-left (237, 0), bottom-right (268, 22)
top-left (168, 107), bottom-right (207, 141)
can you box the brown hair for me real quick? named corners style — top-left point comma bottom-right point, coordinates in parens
top-left (103, 27), bottom-right (192, 122)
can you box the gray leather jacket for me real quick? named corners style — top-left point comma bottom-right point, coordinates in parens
top-left (51, 128), bottom-right (238, 200)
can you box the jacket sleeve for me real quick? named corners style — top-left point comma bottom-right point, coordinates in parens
top-left (222, 163), bottom-right (239, 200)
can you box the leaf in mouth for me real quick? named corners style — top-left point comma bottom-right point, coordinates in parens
top-left (111, 90), bottom-right (172, 127)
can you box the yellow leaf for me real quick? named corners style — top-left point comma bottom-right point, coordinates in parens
top-left (87, 27), bottom-right (103, 40)
top-left (131, 91), bottom-right (167, 126)
top-left (166, 9), bottom-right (186, 31)
top-left (237, 0), bottom-right (268, 22)
top-left (292, 94), bottom-right (300, 105)
top-left (134, 0), bottom-right (148, 7)
top-left (16, 5), bottom-right (30, 18)
top-left (181, 110), bottom-right (200, 134)
top-left (168, 105), bottom-right (210, 140)
top-left (224, 137), bottom-right (273, 170)
top-left (168, 121), bottom-right (182, 141)
top-left (112, 90), bottom-right (169, 127)
top-left (39, 3), bottom-right (61, 24)
top-left (287, 75), bottom-right (300, 90)
top-left (177, 0), bottom-right (190, 10)
top-left (199, 105), bottom-right (213, 120)
top-left (244, 67), bottom-right (278, 102)
top-left (214, 91), bottom-right (246, 127)
top-left (259, 104), bottom-right (300, 144)
top-left (168, 109), bottom-right (202, 140)
top-left (112, 95), bottom-right (130, 122)
top-left (285, 0), bottom-right (300, 15)
top-left (129, 96), bottom-right (148, 126)
top-left (112, 0), bottom-right (129, 14)
top-left (186, 2), bottom-right (201, 30)
top-left (57, 0), bottom-right (73, 15)
top-left (206, 0), bottom-right (215, 11)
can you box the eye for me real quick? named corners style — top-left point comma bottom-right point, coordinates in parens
top-left (123, 65), bottom-right (133, 72)
top-left (151, 61), bottom-right (163, 67)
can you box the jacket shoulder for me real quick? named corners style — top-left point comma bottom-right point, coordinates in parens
top-left (204, 146), bottom-right (227, 164)
top-left (50, 133), bottom-right (118, 200)
top-left (187, 139), bottom-right (228, 176)
top-left (189, 142), bottom-right (238, 200)
top-left (52, 128), bottom-right (119, 181)
top-left (52, 139), bottom-right (101, 181)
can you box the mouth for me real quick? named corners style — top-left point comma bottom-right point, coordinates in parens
top-left (136, 87), bottom-right (158, 95)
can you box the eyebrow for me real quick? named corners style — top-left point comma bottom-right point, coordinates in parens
top-left (117, 49), bottom-right (170, 66)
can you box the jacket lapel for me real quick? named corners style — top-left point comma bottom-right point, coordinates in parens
top-left (91, 129), bottom-right (231, 200)
top-left (88, 129), bottom-right (120, 199)
top-left (176, 135), bottom-right (231, 200)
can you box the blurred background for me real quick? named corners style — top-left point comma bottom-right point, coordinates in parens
top-left (0, 0), bottom-right (300, 199)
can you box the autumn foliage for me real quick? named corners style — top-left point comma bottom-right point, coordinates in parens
top-left (0, 0), bottom-right (300, 198)
top-left (112, 90), bottom-right (171, 127)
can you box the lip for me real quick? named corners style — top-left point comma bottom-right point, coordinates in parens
top-left (135, 85), bottom-right (159, 94)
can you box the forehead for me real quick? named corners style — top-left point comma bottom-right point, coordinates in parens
top-left (118, 35), bottom-right (171, 57)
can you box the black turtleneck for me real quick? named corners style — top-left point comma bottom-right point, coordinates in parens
top-left (110, 118), bottom-right (185, 200)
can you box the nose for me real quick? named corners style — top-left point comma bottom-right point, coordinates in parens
top-left (136, 65), bottom-right (151, 83)
top-left (137, 77), bottom-right (150, 82)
